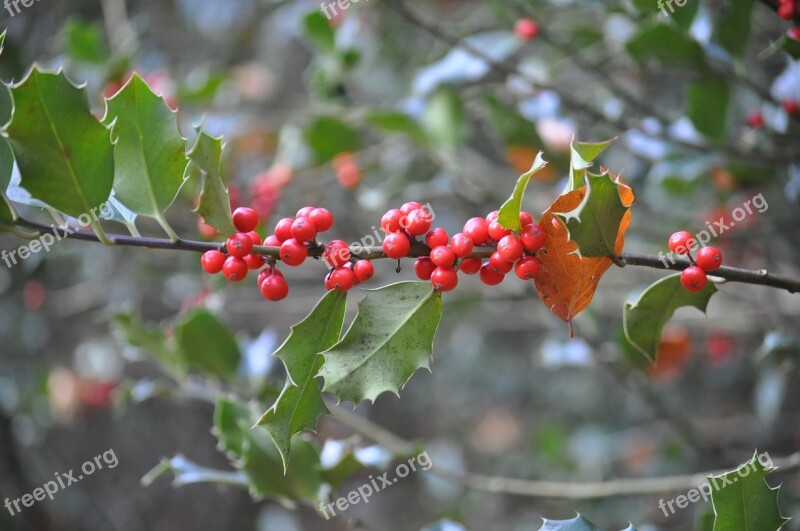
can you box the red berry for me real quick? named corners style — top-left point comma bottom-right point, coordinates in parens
top-left (246, 231), bottom-right (262, 246)
top-left (430, 245), bottom-right (456, 268)
top-left (280, 239), bottom-right (308, 266)
top-left (747, 111), bottom-right (764, 129)
top-left (296, 206), bottom-right (315, 219)
top-left (324, 240), bottom-right (351, 267)
top-left (274, 218), bottom-right (295, 242)
top-left (223, 256), bottom-right (248, 282)
top-left (668, 231), bottom-right (696, 255)
top-left (779, 1), bottom-right (796, 20)
top-left (520, 223), bottom-right (546, 251)
top-left (404, 208), bottom-right (433, 236)
top-left (264, 235), bottom-right (281, 246)
top-left (515, 256), bottom-right (541, 280)
top-left (783, 100), bottom-right (799, 115)
top-left (450, 233), bottom-right (474, 258)
top-left (261, 275), bottom-right (289, 301)
top-left (226, 233), bottom-right (254, 258)
top-left (414, 257), bottom-right (436, 280)
top-left (696, 246), bottom-right (723, 272)
top-left (232, 207), bottom-right (259, 232)
top-left (383, 232), bottom-right (411, 259)
top-left (330, 267), bottom-right (356, 292)
top-left (353, 260), bottom-right (374, 282)
top-left (519, 211), bottom-right (534, 227)
top-left (245, 253), bottom-right (267, 269)
top-left (309, 208), bottom-right (334, 232)
top-left (485, 210), bottom-right (499, 223)
top-left (789, 28), bottom-right (800, 40)
top-left (324, 274), bottom-right (335, 291)
top-left (497, 235), bottom-right (524, 262)
top-left (489, 251), bottom-right (513, 274)
top-left (431, 267), bottom-right (458, 291)
top-left (291, 217), bottom-right (317, 243)
top-left (201, 250), bottom-right (226, 274)
top-left (381, 209), bottom-right (404, 234)
top-left (257, 268), bottom-right (272, 287)
top-left (463, 217), bottom-right (489, 245)
top-left (400, 201), bottom-right (424, 215)
top-left (488, 220), bottom-right (511, 241)
top-left (198, 220), bottom-right (218, 240)
top-left (425, 228), bottom-right (450, 249)
top-left (515, 18), bottom-right (539, 41)
top-left (459, 258), bottom-right (482, 275)
top-left (479, 263), bottom-right (504, 285)
top-left (681, 266), bottom-right (708, 292)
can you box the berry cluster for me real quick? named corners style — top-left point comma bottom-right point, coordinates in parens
top-left (667, 231), bottom-right (724, 293)
top-left (377, 203), bottom-right (546, 292)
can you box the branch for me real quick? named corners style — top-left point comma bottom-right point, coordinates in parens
top-left (10, 216), bottom-right (800, 293)
top-left (331, 405), bottom-right (800, 499)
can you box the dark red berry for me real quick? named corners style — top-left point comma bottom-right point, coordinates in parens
top-left (383, 232), bottom-right (411, 259)
top-left (226, 233), bottom-right (254, 258)
top-left (450, 233), bottom-right (474, 258)
top-left (779, 1), bottom-right (796, 20)
top-left (479, 263), bottom-right (504, 285)
top-left (245, 253), bottom-right (267, 269)
top-left (459, 258), bottom-right (481, 275)
top-left (309, 208), bottom-right (334, 232)
top-left (261, 275), bottom-right (289, 301)
top-left (519, 211), bottom-right (534, 227)
top-left (463, 217), bottom-right (489, 245)
top-left (274, 218), bottom-right (295, 242)
top-left (668, 231), bottom-right (696, 255)
top-left (223, 256), bottom-right (248, 282)
top-left (497, 235), bottom-right (524, 262)
top-left (747, 111), bottom-right (764, 129)
top-left (353, 260), bottom-right (374, 282)
top-left (279, 239), bottom-right (308, 266)
top-left (489, 251), bottom-right (513, 274)
top-left (696, 246), bottom-right (723, 272)
top-left (425, 228), bottom-right (450, 249)
top-left (232, 207), bottom-right (259, 232)
top-left (324, 240), bottom-right (351, 267)
top-left (330, 267), bottom-right (356, 292)
top-left (291, 217), bottom-right (317, 242)
top-left (783, 100), bottom-right (799, 115)
top-left (430, 245), bottom-right (456, 268)
top-left (414, 257), bottom-right (436, 280)
top-left (515, 256), bottom-right (541, 280)
top-left (431, 267), bottom-right (458, 291)
top-left (201, 250), bottom-right (226, 274)
top-left (520, 223), bottom-right (546, 251)
top-left (681, 266), bottom-right (708, 292)
top-left (488, 220), bottom-right (511, 241)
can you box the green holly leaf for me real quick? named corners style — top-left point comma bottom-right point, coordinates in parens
top-left (626, 24), bottom-right (706, 69)
top-left (567, 138), bottom-right (615, 192)
top-left (214, 397), bottom-right (253, 457)
top-left (114, 312), bottom-right (182, 375)
top-left (188, 131), bottom-right (236, 236)
top-left (555, 172), bottom-right (633, 260)
top-left (320, 282), bottom-right (442, 404)
top-left (688, 75), bottom-right (729, 139)
top-left (367, 110), bottom-right (428, 144)
top-left (717, 0), bottom-right (756, 58)
top-left (305, 116), bottom-right (359, 164)
top-left (623, 274), bottom-right (717, 362)
top-left (174, 309), bottom-right (241, 377)
top-left (304, 11), bottom-right (336, 53)
top-left (539, 514), bottom-right (635, 530)
top-left (0, 138), bottom-right (15, 225)
top-left (102, 74), bottom-right (189, 240)
top-left (5, 68), bottom-right (113, 242)
top-left (497, 152), bottom-right (548, 231)
top-left (709, 452), bottom-right (790, 531)
top-left (63, 18), bottom-right (108, 64)
top-left (256, 290), bottom-right (348, 472)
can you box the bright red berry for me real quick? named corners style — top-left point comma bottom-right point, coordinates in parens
top-left (264, 235), bottom-right (281, 246)
top-left (404, 208), bottom-right (433, 236)
top-left (261, 275), bottom-right (289, 301)
top-left (515, 18), bottom-right (539, 41)
top-left (257, 268), bottom-right (271, 287)
top-left (696, 246), bottom-right (723, 272)
top-left (353, 260), bottom-right (374, 282)
top-left (296, 206), bottom-right (315, 219)
top-left (324, 274), bottom-right (334, 291)
top-left (226, 233), bottom-right (254, 258)
top-left (400, 201), bottom-right (424, 215)
top-left (291, 217), bottom-right (317, 242)
top-left (459, 258), bottom-right (482, 275)
top-left (330, 267), bottom-right (357, 292)
top-left (789, 28), bottom-right (800, 40)
top-left (486, 210), bottom-right (499, 223)
top-left (274, 218), bottom-right (295, 242)
top-left (463, 217), bottom-right (489, 245)
top-left (489, 251), bottom-right (514, 274)
top-left (479, 263), bottom-right (504, 285)
top-left (779, 1), bottom-right (796, 20)
top-left (783, 100), bottom-right (799, 115)
top-left (497, 235), bottom-right (524, 262)
top-left (245, 253), bottom-right (267, 269)
top-left (488, 220), bottom-right (511, 241)
top-left (414, 257), bottom-right (436, 280)
top-left (520, 223), bottom-right (546, 251)
top-left (450, 233), bottom-right (474, 258)
top-left (324, 240), bottom-right (351, 267)
top-left (383, 232), bottom-right (411, 259)
top-left (425, 228), bottom-right (450, 249)
top-left (381, 209), bottom-right (404, 234)
top-left (430, 245), bottom-right (456, 268)
top-left (197, 220), bottom-right (218, 240)
top-left (246, 231), bottom-right (262, 246)
top-left (681, 266), bottom-right (708, 292)
top-left (747, 111), bottom-right (764, 129)
top-left (519, 211), bottom-right (534, 227)
top-left (232, 207), bottom-right (259, 232)
top-left (515, 256), bottom-right (541, 280)
top-left (223, 256), bottom-right (248, 282)
top-left (201, 250), bottom-right (225, 274)
top-left (309, 208), bottom-right (334, 232)
top-left (431, 267), bottom-right (458, 292)
top-left (279, 239), bottom-right (308, 266)
top-left (668, 231), bottom-right (696, 255)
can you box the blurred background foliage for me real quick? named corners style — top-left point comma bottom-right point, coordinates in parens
top-left (0, 0), bottom-right (799, 529)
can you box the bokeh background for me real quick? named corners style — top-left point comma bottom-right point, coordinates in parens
top-left (1, 0), bottom-right (800, 530)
